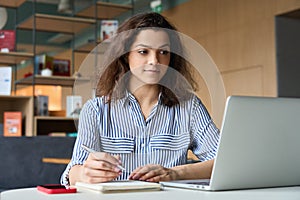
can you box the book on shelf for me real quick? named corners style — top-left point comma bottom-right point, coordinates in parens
top-left (53, 58), bottom-right (71, 77)
top-left (75, 180), bottom-right (162, 193)
top-left (34, 95), bottom-right (49, 116)
top-left (0, 30), bottom-right (15, 52)
top-left (48, 132), bottom-right (78, 137)
top-left (100, 20), bottom-right (118, 41)
top-left (3, 112), bottom-right (22, 137)
top-left (0, 67), bottom-right (12, 95)
top-left (66, 96), bottom-right (82, 118)
top-left (48, 132), bottom-right (67, 137)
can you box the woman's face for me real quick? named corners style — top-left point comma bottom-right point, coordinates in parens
top-left (128, 29), bottom-right (170, 86)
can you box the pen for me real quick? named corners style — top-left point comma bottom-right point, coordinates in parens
top-left (81, 144), bottom-right (126, 171)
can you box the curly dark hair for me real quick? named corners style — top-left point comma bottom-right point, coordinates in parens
top-left (96, 12), bottom-right (197, 106)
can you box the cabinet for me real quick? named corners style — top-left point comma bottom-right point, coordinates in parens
top-left (0, 0), bottom-right (133, 136)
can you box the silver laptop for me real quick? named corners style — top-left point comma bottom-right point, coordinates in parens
top-left (161, 96), bottom-right (300, 191)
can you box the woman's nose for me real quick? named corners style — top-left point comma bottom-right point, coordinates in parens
top-left (148, 52), bottom-right (159, 65)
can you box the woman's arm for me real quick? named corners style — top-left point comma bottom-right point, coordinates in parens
top-left (172, 159), bottom-right (214, 180)
top-left (69, 153), bottom-right (122, 185)
top-left (129, 159), bottom-right (214, 182)
top-left (69, 165), bottom-right (84, 185)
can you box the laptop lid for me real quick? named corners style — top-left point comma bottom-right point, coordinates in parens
top-left (210, 96), bottom-right (300, 190)
top-left (162, 96), bottom-right (300, 191)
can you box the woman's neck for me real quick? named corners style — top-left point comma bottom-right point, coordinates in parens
top-left (132, 85), bottom-right (159, 104)
top-left (129, 80), bottom-right (160, 119)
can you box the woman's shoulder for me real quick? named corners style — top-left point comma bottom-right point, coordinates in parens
top-left (181, 93), bottom-right (204, 105)
top-left (83, 96), bottom-right (107, 110)
top-left (185, 94), bottom-right (210, 114)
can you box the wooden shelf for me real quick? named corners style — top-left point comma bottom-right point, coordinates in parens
top-left (34, 116), bottom-right (78, 136)
top-left (0, 95), bottom-right (33, 136)
top-left (17, 43), bottom-right (67, 55)
top-left (75, 41), bottom-right (99, 53)
top-left (75, 40), bottom-right (109, 53)
top-left (15, 75), bottom-right (89, 87)
top-left (35, 116), bottom-right (78, 121)
top-left (76, 1), bottom-right (133, 19)
top-left (0, 95), bottom-right (32, 101)
top-left (0, 52), bottom-right (34, 65)
top-left (17, 13), bottom-right (96, 34)
top-left (0, 0), bottom-right (26, 8)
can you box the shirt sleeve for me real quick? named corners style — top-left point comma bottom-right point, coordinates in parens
top-left (189, 96), bottom-right (220, 162)
top-left (60, 98), bottom-right (103, 186)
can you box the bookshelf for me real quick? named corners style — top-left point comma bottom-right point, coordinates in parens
top-left (0, 0), bottom-right (133, 136)
top-left (0, 1), bottom-right (33, 137)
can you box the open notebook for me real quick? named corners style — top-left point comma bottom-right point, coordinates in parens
top-left (161, 96), bottom-right (300, 191)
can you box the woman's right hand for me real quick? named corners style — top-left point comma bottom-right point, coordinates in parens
top-left (80, 152), bottom-right (122, 183)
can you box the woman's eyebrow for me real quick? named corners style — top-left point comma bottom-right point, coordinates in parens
top-left (134, 43), bottom-right (170, 49)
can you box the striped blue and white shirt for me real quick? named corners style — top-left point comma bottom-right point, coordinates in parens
top-left (61, 92), bottom-right (220, 185)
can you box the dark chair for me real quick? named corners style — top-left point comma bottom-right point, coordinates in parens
top-left (0, 136), bottom-right (75, 192)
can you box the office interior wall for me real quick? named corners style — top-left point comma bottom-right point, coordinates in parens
top-left (163, 0), bottom-right (300, 127)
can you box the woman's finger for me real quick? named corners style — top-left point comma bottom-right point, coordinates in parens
top-left (129, 165), bottom-right (159, 180)
top-left (87, 152), bottom-right (122, 172)
top-left (82, 167), bottom-right (121, 183)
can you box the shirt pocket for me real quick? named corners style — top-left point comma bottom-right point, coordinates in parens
top-left (150, 132), bottom-right (190, 151)
top-left (100, 136), bottom-right (134, 154)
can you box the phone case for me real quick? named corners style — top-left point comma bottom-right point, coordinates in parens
top-left (37, 184), bottom-right (77, 194)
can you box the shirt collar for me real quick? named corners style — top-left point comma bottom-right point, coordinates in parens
top-left (121, 90), bottom-right (163, 107)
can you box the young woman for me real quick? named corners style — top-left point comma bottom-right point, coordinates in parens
top-left (61, 12), bottom-right (220, 186)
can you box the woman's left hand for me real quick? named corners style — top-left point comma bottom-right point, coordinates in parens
top-left (128, 164), bottom-right (179, 182)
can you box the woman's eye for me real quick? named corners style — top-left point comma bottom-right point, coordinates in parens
top-left (138, 50), bottom-right (148, 54)
top-left (159, 50), bottom-right (170, 55)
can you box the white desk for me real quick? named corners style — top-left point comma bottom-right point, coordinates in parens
top-left (1, 186), bottom-right (300, 200)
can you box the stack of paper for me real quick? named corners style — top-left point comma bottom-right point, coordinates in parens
top-left (75, 180), bottom-right (161, 193)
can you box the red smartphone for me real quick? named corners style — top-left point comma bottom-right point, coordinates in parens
top-left (37, 184), bottom-right (77, 194)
